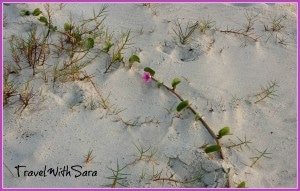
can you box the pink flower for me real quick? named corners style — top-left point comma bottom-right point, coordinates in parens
top-left (142, 72), bottom-right (152, 83)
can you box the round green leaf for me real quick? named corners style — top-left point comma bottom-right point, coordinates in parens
top-left (20, 10), bottom-right (31, 16)
top-left (38, 16), bottom-right (48, 25)
top-left (171, 78), bottom-right (181, 89)
top-left (176, 100), bottom-right (189, 112)
top-left (204, 145), bottom-right (221, 153)
top-left (237, 181), bottom-right (246, 188)
top-left (32, 8), bottom-right (42, 16)
top-left (144, 67), bottom-right (155, 76)
top-left (218, 126), bottom-right (231, 138)
top-left (86, 38), bottom-right (94, 49)
top-left (129, 55), bottom-right (140, 64)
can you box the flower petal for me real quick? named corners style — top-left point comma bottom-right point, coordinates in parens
top-left (142, 72), bottom-right (152, 83)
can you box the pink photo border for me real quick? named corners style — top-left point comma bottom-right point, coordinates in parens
top-left (0, 0), bottom-right (298, 190)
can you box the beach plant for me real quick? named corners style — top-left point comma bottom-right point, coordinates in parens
top-left (151, 168), bottom-right (205, 186)
top-left (20, 7), bottom-right (42, 16)
top-left (173, 20), bottom-right (199, 45)
top-left (219, 26), bottom-right (259, 42)
top-left (237, 181), bottom-right (246, 188)
top-left (20, 5), bottom-right (57, 39)
top-left (32, 8), bottom-right (42, 16)
top-left (199, 16), bottom-right (216, 34)
top-left (133, 143), bottom-right (152, 161)
top-left (9, 36), bottom-right (22, 70)
top-left (84, 148), bottom-right (95, 164)
top-left (271, 17), bottom-right (284, 32)
top-left (40, 5), bottom-right (107, 82)
top-left (243, 11), bottom-right (259, 33)
top-left (250, 148), bottom-right (272, 168)
top-left (36, 65), bottom-right (49, 83)
top-left (38, 4), bottom-right (58, 36)
top-left (266, 15), bottom-right (285, 32)
top-left (87, 77), bottom-right (112, 110)
top-left (61, 5), bottom-right (107, 47)
top-left (132, 143), bottom-right (157, 163)
top-left (129, 54), bottom-right (140, 69)
top-left (254, 80), bottom-right (279, 104)
top-left (20, 9), bottom-right (31, 16)
top-left (138, 169), bottom-right (146, 183)
top-left (17, 81), bottom-right (34, 113)
top-left (11, 25), bottom-right (49, 76)
top-left (263, 15), bottom-right (287, 46)
top-left (104, 30), bottom-right (132, 73)
top-left (218, 11), bottom-right (260, 43)
top-left (141, 67), bottom-right (231, 159)
top-left (85, 76), bottom-right (158, 123)
top-left (106, 159), bottom-right (129, 188)
top-left (115, 116), bottom-right (160, 128)
top-left (204, 145), bottom-right (221, 154)
top-left (152, 168), bottom-right (182, 185)
top-left (171, 77), bottom-right (181, 90)
top-left (227, 136), bottom-right (252, 150)
top-left (217, 126), bottom-right (231, 139)
top-left (102, 28), bottom-right (114, 52)
top-left (3, 72), bottom-right (18, 105)
top-left (276, 34), bottom-right (288, 46)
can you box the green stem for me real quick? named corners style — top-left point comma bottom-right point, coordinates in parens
top-left (152, 77), bottom-right (224, 159)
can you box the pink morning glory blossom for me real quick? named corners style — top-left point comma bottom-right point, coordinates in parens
top-left (142, 72), bottom-right (152, 83)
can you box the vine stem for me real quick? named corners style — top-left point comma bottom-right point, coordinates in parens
top-left (151, 77), bottom-right (225, 160)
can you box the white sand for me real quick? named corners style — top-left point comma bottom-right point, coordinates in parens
top-left (3, 3), bottom-right (297, 188)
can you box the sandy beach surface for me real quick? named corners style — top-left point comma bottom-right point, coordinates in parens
top-left (2, 3), bottom-right (297, 188)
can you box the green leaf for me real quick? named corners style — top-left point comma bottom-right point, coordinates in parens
top-left (86, 38), bottom-right (94, 49)
top-left (204, 145), bottom-right (221, 153)
top-left (129, 55), bottom-right (140, 64)
top-left (64, 23), bottom-right (73, 31)
top-left (157, 81), bottom-right (163, 88)
top-left (103, 41), bottom-right (113, 53)
top-left (32, 8), bottom-right (42, 16)
top-left (171, 77), bottom-right (181, 89)
top-left (218, 126), bottom-right (231, 139)
top-left (38, 16), bottom-right (48, 25)
top-left (176, 100), bottom-right (189, 112)
top-left (237, 181), bottom-right (246, 188)
top-left (49, 24), bottom-right (57, 32)
top-left (144, 67), bottom-right (155, 76)
top-left (222, 168), bottom-right (231, 174)
top-left (20, 10), bottom-right (31, 16)
top-left (194, 113), bottom-right (201, 121)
